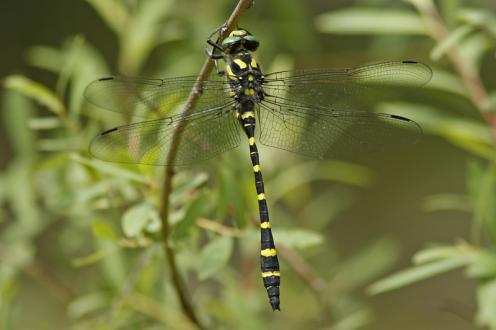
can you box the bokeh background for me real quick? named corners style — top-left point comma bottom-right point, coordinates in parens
top-left (1, 0), bottom-right (496, 329)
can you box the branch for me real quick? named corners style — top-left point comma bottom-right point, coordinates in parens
top-left (409, 0), bottom-right (496, 141)
top-left (158, 0), bottom-right (254, 327)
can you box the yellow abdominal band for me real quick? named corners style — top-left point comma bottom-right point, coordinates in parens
top-left (262, 271), bottom-right (280, 278)
top-left (261, 248), bottom-right (277, 257)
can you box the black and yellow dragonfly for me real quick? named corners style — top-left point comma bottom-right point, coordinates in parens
top-left (84, 28), bottom-right (432, 311)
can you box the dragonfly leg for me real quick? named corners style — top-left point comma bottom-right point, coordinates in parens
top-left (206, 22), bottom-right (228, 75)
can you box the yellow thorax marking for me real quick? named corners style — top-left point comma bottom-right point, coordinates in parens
top-left (248, 75), bottom-right (254, 81)
top-left (244, 88), bottom-right (255, 96)
top-left (248, 137), bottom-right (255, 145)
top-left (257, 193), bottom-right (265, 200)
top-left (251, 58), bottom-right (258, 68)
top-left (241, 111), bottom-right (255, 119)
top-left (260, 221), bottom-right (270, 229)
top-left (233, 58), bottom-right (248, 69)
top-left (261, 248), bottom-right (277, 257)
top-left (231, 30), bottom-right (247, 37)
top-left (261, 271), bottom-right (280, 278)
top-left (253, 164), bottom-right (260, 172)
top-left (226, 65), bottom-right (236, 80)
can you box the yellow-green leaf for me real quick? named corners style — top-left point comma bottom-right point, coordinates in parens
top-left (3, 75), bottom-right (65, 115)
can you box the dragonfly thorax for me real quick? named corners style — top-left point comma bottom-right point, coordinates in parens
top-left (225, 52), bottom-right (265, 103)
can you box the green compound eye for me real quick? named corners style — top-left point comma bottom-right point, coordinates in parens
top-left (243, 35), bottom-right (259, 51)
top-left (221, 36), bottom-right (242, 48)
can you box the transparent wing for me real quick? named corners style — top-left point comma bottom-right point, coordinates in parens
top-left (89, 106), bottom-right (241, 165)
top-left (262, 61), bottom-right (432, 110)
top-left (257, 99), bottom-right (422, 159)
top-left (84, 73), bottom-right (232, 118)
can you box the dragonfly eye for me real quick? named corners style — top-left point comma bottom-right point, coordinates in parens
top-left (222, 36), bottom-right (242, 52)
top-left (243, 35), bottom-right (259, 51)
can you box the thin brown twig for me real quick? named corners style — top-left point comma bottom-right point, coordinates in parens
top-left (277, 245), bottom-right (327, 293)
top-left (409, 0), bottom-right (496, 141)
top-left (197, 217), bottom-right (328, 293)
top-left (158, 0), bottom-right (254, 328)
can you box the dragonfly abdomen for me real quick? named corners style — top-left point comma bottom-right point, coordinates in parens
top-left (238, 101), bottom-right (281, 311)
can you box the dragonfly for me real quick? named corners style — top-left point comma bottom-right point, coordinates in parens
top-left (84, 27), bottom-right (432, 311)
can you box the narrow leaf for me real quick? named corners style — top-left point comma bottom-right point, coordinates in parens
top-left (3, 75), bottom-right (65, 115)
top-left (423, 193), bottom-right (472, 212)
top-left (71, 154), bottom-right (148, 184)
top-left (85, 0), bottom-right (128, 34)
top-left (72, 250), bottom-right (109, 267)
top-left (316, 9), bottom-right (427, 35)
top-left (431, 24), bottom-right (475, 60)
top-left (413, 245), bottom-right (471, 264)
top-left (368, 257), bottom-right (471, 295)
top-left (173, 193), bottom-right (214, 241)
top-left (273, 228), bottom-right (324, 249)
top-left (198, 236), bottom-right (233, 280)
top-left (28, 117), bottom-right (62, 130)
top-left (122, 202), bottom-right (157, 237)
top-left (467, 252), bottom-right (496, 279)
top-left (476, 279), bottom-right (496, 329)
top-left (92, 221), bottom-right (118, 241)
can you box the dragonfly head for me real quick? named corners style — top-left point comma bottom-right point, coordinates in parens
top-left (222, 29), bottom-right (259, 54)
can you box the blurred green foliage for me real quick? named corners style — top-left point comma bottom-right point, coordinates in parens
top-left (1, 0), bottom-right (496, 329)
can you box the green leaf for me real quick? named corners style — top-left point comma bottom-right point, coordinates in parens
top-left (72, 250), bottom-right (109, 267)
top-left (476, 278), bottom-right (496, 329)
top-left (333, 239), bottom-right (399, 291)
top-left (119, 0), bottom-right (175, 74)
top-left (430, 24), bottom-right (475, 61)
top-left (28, 117), bottom-right (62, 130)
top-left (425, 68), bottom-right (468, 98)
top-left (467, 252), bottom-right (496, 279)
top-left (85, 0), bottom-right (129, 34)
top-left (198, 236), bottom-right (233, 280)
top-left (1, 90), bottom-right (36, 157)
top-left (413, 245), bottom-right (470, 264)
top-left (457, 33), bottom-right (493, 71)
top-left (458, 8), bottom-right (496, 37)
top-left (216, 165), bottom-right (248, 226)
top-left (273, 228), bottom-right (324, 249)
top-left (423, 193), bottom-right (472, 212)
top-left (269, 160), bottom-right (373, 202)
top-left (67, 292), bottom-right (109, 319)
top-left (71, 154), bottom-right (148, 184)
top-left (439, 0), bottom-right (461, 27)
top-left (122, 202), bottom-right (158, 237)
top-left (315, 9), bottom-right (427, 35)
top-left (1, 242), bottom-right (34, 269)
top-left (6, 159), bottom-right (41, 231)
top-left (3, 75), bottom-right (65, 115)
top-left (92, 221), bottom-right (118, 241)
top-left (26, 46), bottom-right (64, 73)
top-left (467, 162), bottom-right (496, 242)
top-left (332, 309), bottom-right (372, 330)
top-left (367, 257), bottom-right (471, 295)
top-left (375, 102), bottom-right (496, 161)
top-left (170, 172), bottom-right (209, 205)
top-left (173, 193), bottom-right (214, 241)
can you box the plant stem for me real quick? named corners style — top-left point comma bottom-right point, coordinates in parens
top-left (409, 0), bottom-right (496, 141)
top-left (158, 0), bottom-right (254, 328)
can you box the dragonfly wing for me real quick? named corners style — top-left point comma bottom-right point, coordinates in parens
top-left (257, 99), bottom-right (422, 159)
top-left (262, 61), bottom-right (432, 111)
top-left (84, 74), bottom-right (232, 119)
top-left (89, 106), bottom-right (241, 165)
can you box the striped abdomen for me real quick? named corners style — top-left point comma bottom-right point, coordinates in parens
top-left (238, 101), bottom-right (281, 311)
